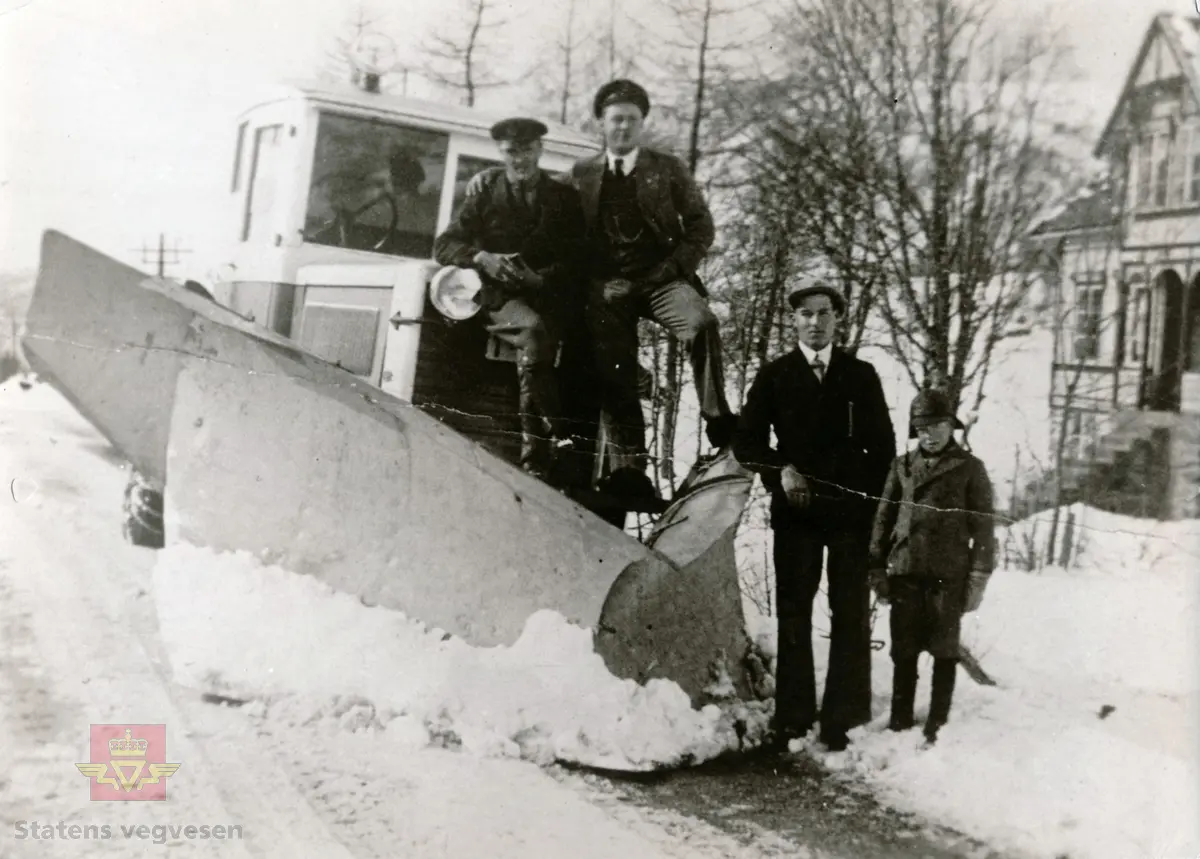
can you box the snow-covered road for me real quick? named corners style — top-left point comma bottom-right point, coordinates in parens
top-left (0, 382), bottom-right (745, 858)
top-left (2, 380), bottom-right (997, 859)
top-left (7, 373), bottom-right (1196, 859)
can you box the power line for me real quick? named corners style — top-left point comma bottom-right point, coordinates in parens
top-left (130, 234), bottom-right (192, 278)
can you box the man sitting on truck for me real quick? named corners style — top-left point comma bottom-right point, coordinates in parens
top-left (564, 79), bottom-right (738, 502)
top-left (432, 117), bottom-right (586, 480)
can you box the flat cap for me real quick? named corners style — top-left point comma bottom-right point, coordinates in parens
top-left (490, 117), bottom-right (548, 144)
top-left (787, 278), bottom-right (846, 314)
top-left (593, 79), bottom-right (651, 119)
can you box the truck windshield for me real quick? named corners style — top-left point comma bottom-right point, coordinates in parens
top-left (304, 113), bottom-right (449, 257)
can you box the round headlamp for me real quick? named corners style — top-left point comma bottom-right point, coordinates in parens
top-left (429, 266), bottom-right (483, 321)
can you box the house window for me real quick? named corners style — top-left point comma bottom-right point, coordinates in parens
top-left (1135, 137), bottom-right (1152, 207)
top-left (1153, 132), bottom-right (1170, 208)
top-left (1061, 409), bottom-right (1088, 461)
top-left (1073, 281), bottom-right (1105, 361)
top-left (1124, 283), bottom-right (1150, 366)
top-left (1169, 126), bottom-right (1187, 207)
top-left (1189, 126), bottom-right (1200, 203)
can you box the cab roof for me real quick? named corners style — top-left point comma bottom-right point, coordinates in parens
top-left (240, 79), bottom-right (601, 158)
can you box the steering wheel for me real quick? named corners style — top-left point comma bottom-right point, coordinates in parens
top-left (306, 189), bottom-right (400, 252)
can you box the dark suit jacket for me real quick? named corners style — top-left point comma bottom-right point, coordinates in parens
top-left (564, 148), bottom-right (715, 295)
top-left (433, 167), bottom-right (585, 314)
top-left (733, 346), bottom-right (897, 531)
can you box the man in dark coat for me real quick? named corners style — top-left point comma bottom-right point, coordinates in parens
top-left (565, 79), bottom-right (737, 498)
top-left (733, 279), bottom-right (896, 751)
top-left (869, 389), bottom-right (996, 744)
top-left (433, 117), bottom-right (585, 478)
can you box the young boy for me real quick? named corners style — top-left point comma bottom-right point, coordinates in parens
top-left (868, 389), bottom-right (996, 744)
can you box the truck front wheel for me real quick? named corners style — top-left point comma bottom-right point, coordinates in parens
top-left (122, 470), bottom-right (165, 549)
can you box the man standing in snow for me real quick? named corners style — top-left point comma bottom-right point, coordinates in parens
top-left (869, 389), bottom-right (996, 744)
top-left (434, 117), bottom-right (585, 480)
top-left (564, 79), bottom-right (738, 502)
top-left (733, 280), bottom-right (896, 752)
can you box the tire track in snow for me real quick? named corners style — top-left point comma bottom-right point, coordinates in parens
top-left (0, 390), bottom-right (361, 858)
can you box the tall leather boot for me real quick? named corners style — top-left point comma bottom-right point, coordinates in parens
top-left (516, 359), bottom-right (559, 478)
top-left (924, 657), bottom-right (958, 743)
top-left (889, 657), bottom-right (918, 732)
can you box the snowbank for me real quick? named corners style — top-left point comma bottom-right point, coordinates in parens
top-left (1001, 502), bottom-right (1200, 578)
top-left (155, 544), bottom-right (769, 772)
top-left (766, 506), bottom-right (1200, 859)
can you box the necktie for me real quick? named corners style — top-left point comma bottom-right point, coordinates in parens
top-left (811, 356), bottom-right (825, 383)
top-left (614, 158), bottom-right (625, 178)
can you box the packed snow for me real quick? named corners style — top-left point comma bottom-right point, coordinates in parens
top-left (736, 501), bottom-right (1200, 859)
top-left (0, 378), bottom-right (784, 859)
top-left (154, 543), bottom-right (769, 772)
top-left (5, 370), bottom-right (1199, 859)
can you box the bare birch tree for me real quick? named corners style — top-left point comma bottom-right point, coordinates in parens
top-left (634, 0), bottom-right (765, 488)
top-left (423, 0), bottom-right (515, 107)
top-left (743, 0), bottom-right (1085, 415)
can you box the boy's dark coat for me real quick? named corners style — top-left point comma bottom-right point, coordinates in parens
top-left (870, 441), bottom-right (996, 660)
top-left (869, 442), bottom-right (997, 581)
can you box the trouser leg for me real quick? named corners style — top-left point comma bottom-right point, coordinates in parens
top-left (588, 279), bottom-right (646, 472)
top-left (486, 299), bottom-right (560, 473)
top-left (925, 657), bottom-right (958, 742)
top-left (644, 279), bottom-right (731, 421)
top-left (771, 527), bottom-right (824, 738)
top-left (821, 530), bottom-right (874, 740)
top-left (889, 658), bottom-right (918, 731)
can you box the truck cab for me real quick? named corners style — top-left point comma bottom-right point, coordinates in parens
top-left (212, 79), bottom-right (604, 479)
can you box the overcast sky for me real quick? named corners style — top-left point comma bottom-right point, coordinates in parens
top-left (0, 0), bottom-right (1173, 279)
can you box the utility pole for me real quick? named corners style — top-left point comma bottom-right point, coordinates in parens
top-left (131, 234), bottom-right (192, 278)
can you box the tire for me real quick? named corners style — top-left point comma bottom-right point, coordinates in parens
top-left (122, 470), bottom-right (165, 549)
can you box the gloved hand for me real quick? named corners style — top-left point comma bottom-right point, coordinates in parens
top-left (465, 172), bottom-right (487, 198)
top-left (963, 571), bottom-right (991, 613)
top-left (602, 278), bottom-right (636, 303)
top-left (780, 465), bottom-right (811, 510)
top-left (498, 255), bottom-right (543, 290)
top-left (473, 250), bottom-right (509, 280)
top-left (870, 569), bottom-right (889, 604)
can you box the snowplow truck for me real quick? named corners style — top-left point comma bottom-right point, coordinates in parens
top-left (21, 80), bottom-right (757, 706)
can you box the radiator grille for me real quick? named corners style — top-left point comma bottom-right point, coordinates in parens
top-left (297, 303), bottom-right (379, 377)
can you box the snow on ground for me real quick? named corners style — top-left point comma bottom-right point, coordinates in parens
top-left (7, 368), bottom-right (1200, 859)
top-left (154, 542), bottom-right (769, 772)
top-left (0, 378), bottom-right (782, 859)
top-left (736, 503), bottom-right (1200, 859)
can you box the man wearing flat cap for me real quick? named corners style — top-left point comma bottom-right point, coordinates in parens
top-left (562, 78), bottom-right (737, 499)
top-left (434, 117), bottom-right (585, 480)
top-left (733, 278), bottom-right (896, 752)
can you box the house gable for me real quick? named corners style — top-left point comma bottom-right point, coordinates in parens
top-left (1096, 14), bottom-right (1200, 159)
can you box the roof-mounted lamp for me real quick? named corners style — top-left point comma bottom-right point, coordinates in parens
top-left (348, 32), bottom-right (397, 95)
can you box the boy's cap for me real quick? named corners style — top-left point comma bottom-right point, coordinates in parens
top-left (909, 388), bottom-right (965, 438)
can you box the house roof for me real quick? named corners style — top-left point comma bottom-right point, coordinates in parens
top-left (1095, 13), bottom-right (1200, 158)
top-left (1028, 182), bottom-right (1118, 237)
